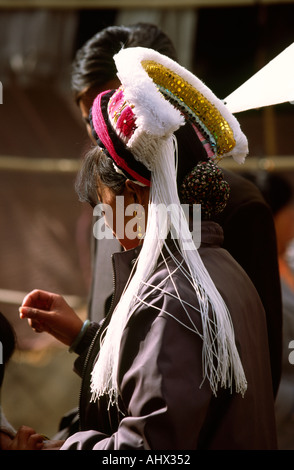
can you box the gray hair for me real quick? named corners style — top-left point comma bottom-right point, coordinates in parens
top-left (75, 146), bottom-right (127, 207)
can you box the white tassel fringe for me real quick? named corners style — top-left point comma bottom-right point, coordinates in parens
top-left (90, 137), bottom-right (247, 405)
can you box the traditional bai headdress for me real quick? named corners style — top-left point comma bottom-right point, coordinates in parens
top-left (89, 47), bottom-right (249, 406)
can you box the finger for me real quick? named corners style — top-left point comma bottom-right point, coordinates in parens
top-left (29, 319), bottom-right (46, 333)
top-left (13, 426), bottom-right (37, 449)
top-left (21, 289), bottom-right (44, 306)
top-left (28, 433), bottom-right (45, 450)
top-left (20, 307), bottom-right (55, 336)
top-left (21, 289), bottom-right (54, 310)
top-left (16, 425), bottom-right (36, 436)
top-left (19, 306), bottom-right (51, 321)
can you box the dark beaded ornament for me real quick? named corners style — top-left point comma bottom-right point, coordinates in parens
top-left (180, 160), bottom-right (230, 220)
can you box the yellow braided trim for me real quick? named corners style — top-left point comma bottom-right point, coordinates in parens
top-left (141, 60), bottom-right (236, 157)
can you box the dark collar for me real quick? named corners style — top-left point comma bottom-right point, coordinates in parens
top-left (109, 220), bottom-right (223, 314)
top-left (112, 220), bottom-right (223, 273)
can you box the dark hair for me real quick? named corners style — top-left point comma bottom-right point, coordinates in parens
top-left (75, 147), bottom-right (127, 207)
top-left (174, 122), bottom-right (208, 190)
top-left (241, 170), bottom-right (293, 215)
top-left (0, 312), bottom-right (16, 387)
top-left (71, 23), bottom-right (177, 103)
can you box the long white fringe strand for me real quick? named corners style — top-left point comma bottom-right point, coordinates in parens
top-left (90, 136), bottom-right (247, 405)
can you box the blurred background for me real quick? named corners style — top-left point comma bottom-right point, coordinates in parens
top-left (0, 0), bottom-right (294, 446)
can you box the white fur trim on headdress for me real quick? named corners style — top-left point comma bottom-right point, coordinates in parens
top-left (114, 50), bottom-right (185, 170)
top-left (114, 47), bottom-right (248, 164)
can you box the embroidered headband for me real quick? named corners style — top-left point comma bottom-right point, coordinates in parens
top-left (90, 89), bottom-right (151, 186)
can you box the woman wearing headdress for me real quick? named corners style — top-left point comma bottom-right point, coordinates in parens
top-left (20, 47), bottom-right (277, 450)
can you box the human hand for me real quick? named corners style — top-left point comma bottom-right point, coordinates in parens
top-left (0, 426), bottom-right (44, 450)
top-left (19, 289), bottom-right (83, 346)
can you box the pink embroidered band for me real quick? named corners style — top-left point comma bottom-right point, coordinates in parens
top-left (91, 90), bottom-right (151, 187)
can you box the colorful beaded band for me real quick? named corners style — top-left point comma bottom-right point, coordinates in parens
top-left (141, 60), bottom-right (236, 159)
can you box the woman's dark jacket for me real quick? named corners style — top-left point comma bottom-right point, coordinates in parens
top-left (89, 170), bottom-right (282, 399)
top-left (62, 221), bottom-right (277, 450)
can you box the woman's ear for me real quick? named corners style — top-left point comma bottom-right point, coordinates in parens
top-left (124, 180), bottom-right (149, 206)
